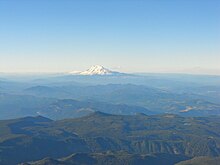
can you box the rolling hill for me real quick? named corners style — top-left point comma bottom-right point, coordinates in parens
top-left (24, 84), bottom-right (220, 116)
top-left (0, 113), bottom-right (220, 164)
top-left (20, 151), bottom-right (188, 165)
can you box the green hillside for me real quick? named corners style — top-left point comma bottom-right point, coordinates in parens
top-left (0, 113), bottom-right (220, 164)
top-left (176, 156), bottom-right (220, 165)
top-left (20, 151), bottom-right (188, 165)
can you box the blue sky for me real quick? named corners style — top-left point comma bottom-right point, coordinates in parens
top-left (0, 0), bottom-right (219, 74)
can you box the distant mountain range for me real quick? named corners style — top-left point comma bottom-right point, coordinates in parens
top-left (69, 65), bottom-right (124, 76)
top-left (34, 99), bottom-right (154, 120)
top-left (23, 84), bottom-right (220, 117)
top-left (1, 83), bottom-right (220, 120)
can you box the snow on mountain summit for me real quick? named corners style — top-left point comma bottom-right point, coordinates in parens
top-left (80, 65), bottom-right (113, 75)
top-left (69, 65), bottom-right (121, 75)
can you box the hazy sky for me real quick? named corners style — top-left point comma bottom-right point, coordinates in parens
top-left (0, 0), bottom-right (219, 74)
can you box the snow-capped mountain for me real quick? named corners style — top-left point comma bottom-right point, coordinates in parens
top-left (69, 65), bottom-right (121, 75)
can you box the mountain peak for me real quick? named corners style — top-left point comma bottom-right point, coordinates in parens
top-left (80, 65), bottom-right (112, 75)
top-left (69, 65), bottom-right (122, 76)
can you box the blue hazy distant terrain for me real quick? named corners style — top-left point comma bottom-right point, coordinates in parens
top-left (0, 73), bottom-right (220, 120)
